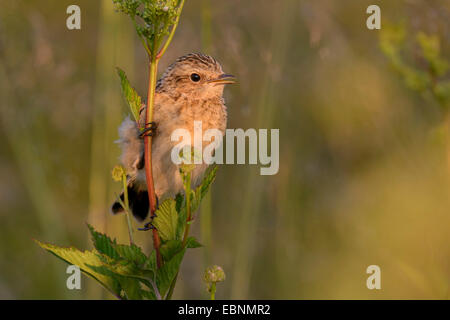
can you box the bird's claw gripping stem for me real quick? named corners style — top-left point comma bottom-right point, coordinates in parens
top-left (139, 122), bottom-right (158, 138)
top-left (138, 195), bottom-right (159, 231)
top-left (138, 222), bottom-right (155, 231)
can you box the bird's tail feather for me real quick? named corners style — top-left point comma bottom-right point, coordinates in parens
top-left (111, 184), bottom-right (149, 222)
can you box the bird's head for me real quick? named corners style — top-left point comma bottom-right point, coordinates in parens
top-left (156, 53), bottom-right (235, 100)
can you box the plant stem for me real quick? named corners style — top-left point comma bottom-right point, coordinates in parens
top-left (149, 279), bottom-right (162, 300)
top-left (142, 1), bottom-right (186, 270)
top-left (122, 174), bottom-right (134, 245)
top-left (210, 282), bottom-right (216, 300)
top-left (144, 55), bottom-right (162, 268)
top-left (182, 171), bottom-right (192, 247)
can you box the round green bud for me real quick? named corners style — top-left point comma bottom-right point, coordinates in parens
top-left (203, 265), bottom-right (226, 284)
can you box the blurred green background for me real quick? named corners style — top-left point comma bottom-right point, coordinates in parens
top-left (0, 0), bottom-right (449, 299)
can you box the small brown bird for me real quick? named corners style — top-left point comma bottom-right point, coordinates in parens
top-left (112, 53), bottom-right (234, 222)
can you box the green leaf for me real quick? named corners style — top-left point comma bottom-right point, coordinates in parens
top-left (143, 250), bottom-right (157, 272)
top-left (35, 240), bottom-right (122, 298)
top-left (88, 264), bottom-right (146, 300)
top-left (160, 240), bottom-right (183, 261)
top-left (87, 224), bottom-right (120, 260)
top-left (88, 258), bottom-right (153, 281)
top-left (88, 224), bottom-right (147, 266)
top-left (118, 277), bottom-right (143, 300)
top-left (199, 166), bottom-right (218, 198)
top-left (191, 166), bottom-right (217, 213)
top-left (141, 289), bottom-right (157, 300)
top-left (175, 193), bottom-right (184, 212)
top-left (174, 167), bottom-right (218, 240)
top-left (156, 248), bottom-right (186, 297)
top-left (152, 199), bottom-right (178, 241)
top-left (176, 201), bottom-right (187, 241)
top-left (186, 237), bottom-right (203, 248)
top-left (117, 67), bottom-right (142, 125)
top-left (114, 244), bottom-right (147, 266)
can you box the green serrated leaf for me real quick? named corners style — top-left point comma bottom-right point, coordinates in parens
top-left (88, 224), bottom-right (147, 266)
top-left (118, 277), bottom-right (143, 300)
top-left (88, 258), bottom-right (153, 281)
top-left (160, 240), bottom-right (183, 261)
top-left (175, 193), bottom-right (184, 212)
top-left (117, 67), bottom-right (142, 125)
top-left (87, 224), bottom-right (120, 260)
top-left (175, 166), bottom-right (217, 240)
top-left (143, 250), bottom-right (157, 272)
top-left (35, 240), bottom-right (122, 298)
top-left (156, 248), bottom-right (186, 297)
top-left (88, 264), bottom-right (145, 300)
top-left (114, 244), bottom-right (147, 266)
top-left (191, 166), bottom-right (217, 213)
top-left (186, 237), bottom-right (203, 248)
top-left (152, 199), bottom-right (178, 241)
top-left (176, 204), bottom-right (187, 241)
top-left (199, 166), bottom-right (218, 197)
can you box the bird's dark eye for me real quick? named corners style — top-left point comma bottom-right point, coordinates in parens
top-left (190, 73), bottom-right (201, 82)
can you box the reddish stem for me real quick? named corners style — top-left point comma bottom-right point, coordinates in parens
top-left (145, 58), bottom-right (162, 268)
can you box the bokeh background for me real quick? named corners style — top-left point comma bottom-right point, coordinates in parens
top-left (0, 0), bottom-right (449, 299)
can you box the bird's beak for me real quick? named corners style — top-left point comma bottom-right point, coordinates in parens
top-left (208, 73), bottom-right (236, 85)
